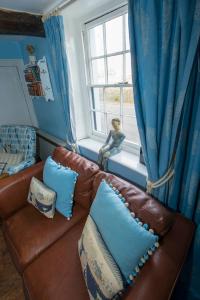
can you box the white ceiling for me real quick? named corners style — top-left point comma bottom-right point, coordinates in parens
top-left (0, 0), bottom-right (67, 14)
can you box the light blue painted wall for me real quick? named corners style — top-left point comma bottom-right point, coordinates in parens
top-left (0, 37), bottom-right (22, 59)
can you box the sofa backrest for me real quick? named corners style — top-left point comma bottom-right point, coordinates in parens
top-left (92, 171), bottom-right (175, 236)
top-left (52, 147), bottom-right (99, 209)
top-left (0, 125), bottom-right (36, 160)
top-left (52, 147), bottom-right (174, 236)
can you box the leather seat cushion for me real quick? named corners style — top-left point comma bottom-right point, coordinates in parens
top-left (23, 214), bottom-right (194, 300)
top-left (3, 203), bottom-right (88, 273)
top-left (23, 221), bottom-right (89, 300)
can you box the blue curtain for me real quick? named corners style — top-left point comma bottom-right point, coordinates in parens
top-left (128, 0), bottom-right (200, 299)
top-left (44, 15), bottom-right (78, 151)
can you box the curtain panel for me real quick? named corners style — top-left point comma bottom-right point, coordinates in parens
top-left (128, 0), bottom-right (200, 299)
top-left (44, 15), bottom-right (78, 151)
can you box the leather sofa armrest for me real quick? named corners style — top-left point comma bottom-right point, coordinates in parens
top-left (0, 161), bottom-right (44, 220)
top-left (123, 213), bottom-right (195, 300)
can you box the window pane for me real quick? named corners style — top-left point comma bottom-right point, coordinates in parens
top-left (89, 25), bottom-right (104, 57)
top-left (123, 87), bottom-right (134, 116)
top-left (105, 87), bottom-right (120, 114)
top-left (125, 53), bottom-right (132, 83)
top-left (93, 111), bottom-right (106, 133)
top-left (125, 14), bottom-right (130, 50)
top-left (92, 58), bottom-right (105, 84)
top-left (123, 116), bottom-right (140, 144)
top-left (106, 16), bottom-right (123, 54)
top-left (92, 88), bottom-right (104, 110)
top-left (107, 55), bottom-right (123, 84)
top-left (107, 113), bottom-right (121, 132)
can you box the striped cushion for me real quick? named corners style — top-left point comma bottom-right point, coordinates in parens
top-left (78, 216), bottom-right (124, 300)
top-left (0, 152), bottom-right (24, 172)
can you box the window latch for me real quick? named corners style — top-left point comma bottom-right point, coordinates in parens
top-left (118, 81), bottom-right (129, 85)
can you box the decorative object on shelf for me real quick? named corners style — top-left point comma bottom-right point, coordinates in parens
top-left (26, 44), bottom-right (36, 65)
top-left (97, 118), bottom-right (125, 171)
top-left (24, 49), bottom-right (54, 101)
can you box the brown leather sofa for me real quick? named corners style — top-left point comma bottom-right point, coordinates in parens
top-left (0, 147), bottom-right (195, 300)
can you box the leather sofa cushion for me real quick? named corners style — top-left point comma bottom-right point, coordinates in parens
top-left (52, 147), bottom-right (99, 209)
top-left (23, 221), bottom-right (89, 300)
top-left (92, 172), bottom-right (175, 236)
top-left (23, 214), bottom-right (194, 300)
top-left (3, 203), bottom-right (87, 273)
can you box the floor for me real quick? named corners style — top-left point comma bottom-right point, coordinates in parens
top-left (0, 226), bottom-right (24, 300)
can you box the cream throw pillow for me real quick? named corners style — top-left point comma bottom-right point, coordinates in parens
top-left (78, 216), bottom-right (124, 299)
top-left (27, 177), bottom-right (56, 218)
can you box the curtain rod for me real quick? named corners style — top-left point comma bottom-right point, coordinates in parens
top-left (57, 0), bottom-right (76, 10)
top-left (45, 0), bottom-right (76, 15)
top-left (85, 3), bottom-right (127, 25)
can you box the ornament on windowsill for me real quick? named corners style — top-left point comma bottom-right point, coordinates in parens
top-left (97, 118), bottom-right (125, 171)
top-left (26, 44), bottom-right (36, 65)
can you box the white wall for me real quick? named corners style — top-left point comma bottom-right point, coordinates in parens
top-left (62, 0), bottom-right (127, 140)
top-left (0, 59), bottom-right (38, 127)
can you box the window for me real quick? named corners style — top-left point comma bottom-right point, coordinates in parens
top-left (83, 6), bottom-right (140, 150)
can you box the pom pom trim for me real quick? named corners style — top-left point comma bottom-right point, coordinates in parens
top-left (103, 179), bottom-right (160, 285)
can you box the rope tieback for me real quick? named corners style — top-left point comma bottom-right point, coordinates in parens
top-left (146, 165), bottom-right (175, 194)
top-left (70, 143), bottom-right (78, 153)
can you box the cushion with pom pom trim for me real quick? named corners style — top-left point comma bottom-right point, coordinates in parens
top-left (43, 156), bottom-right (78, 219)
top-left (90, 180), bottom-right (159, 284)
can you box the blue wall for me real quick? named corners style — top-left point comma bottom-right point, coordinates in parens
top-left (0, 37), bottom-right (22, 59)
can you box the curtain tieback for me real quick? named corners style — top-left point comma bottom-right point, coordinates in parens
top-left (67, 142), bottom-right (79, 153)
top-left (71, 143), bottom-right (78, 153)
top-left (146, 166), bottom-right (175, 194)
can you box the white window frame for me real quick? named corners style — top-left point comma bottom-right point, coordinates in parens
top-left (82, 4), bottom-right (140, 155)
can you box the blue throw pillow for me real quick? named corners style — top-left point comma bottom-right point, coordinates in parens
top-left (43, 156), bottom-right (78, 219)
top-left (90, 180), bottom-right (159, 284)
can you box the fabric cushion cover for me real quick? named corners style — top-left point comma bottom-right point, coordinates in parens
top-left (79, 215), bottom-right (124, 300)
top-left (92, 172), bottom-right (175, 236)
top-left (43, 156), bottom-right (78, 218)
top-left (27, 177), bottom-right (56, 218)
top-left (90, 180), bottom-right (159, 282)
top-left (0, 152), bottom-right (24, 172)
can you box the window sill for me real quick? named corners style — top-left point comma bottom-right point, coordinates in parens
top-left (78, 138), bottom-right (147, 189)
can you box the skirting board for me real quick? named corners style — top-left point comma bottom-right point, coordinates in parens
top-left (37, 130), bottom-right (66, 160)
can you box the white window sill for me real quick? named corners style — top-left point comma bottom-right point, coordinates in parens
top-left (78, 138), bottom-right (147, 188)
